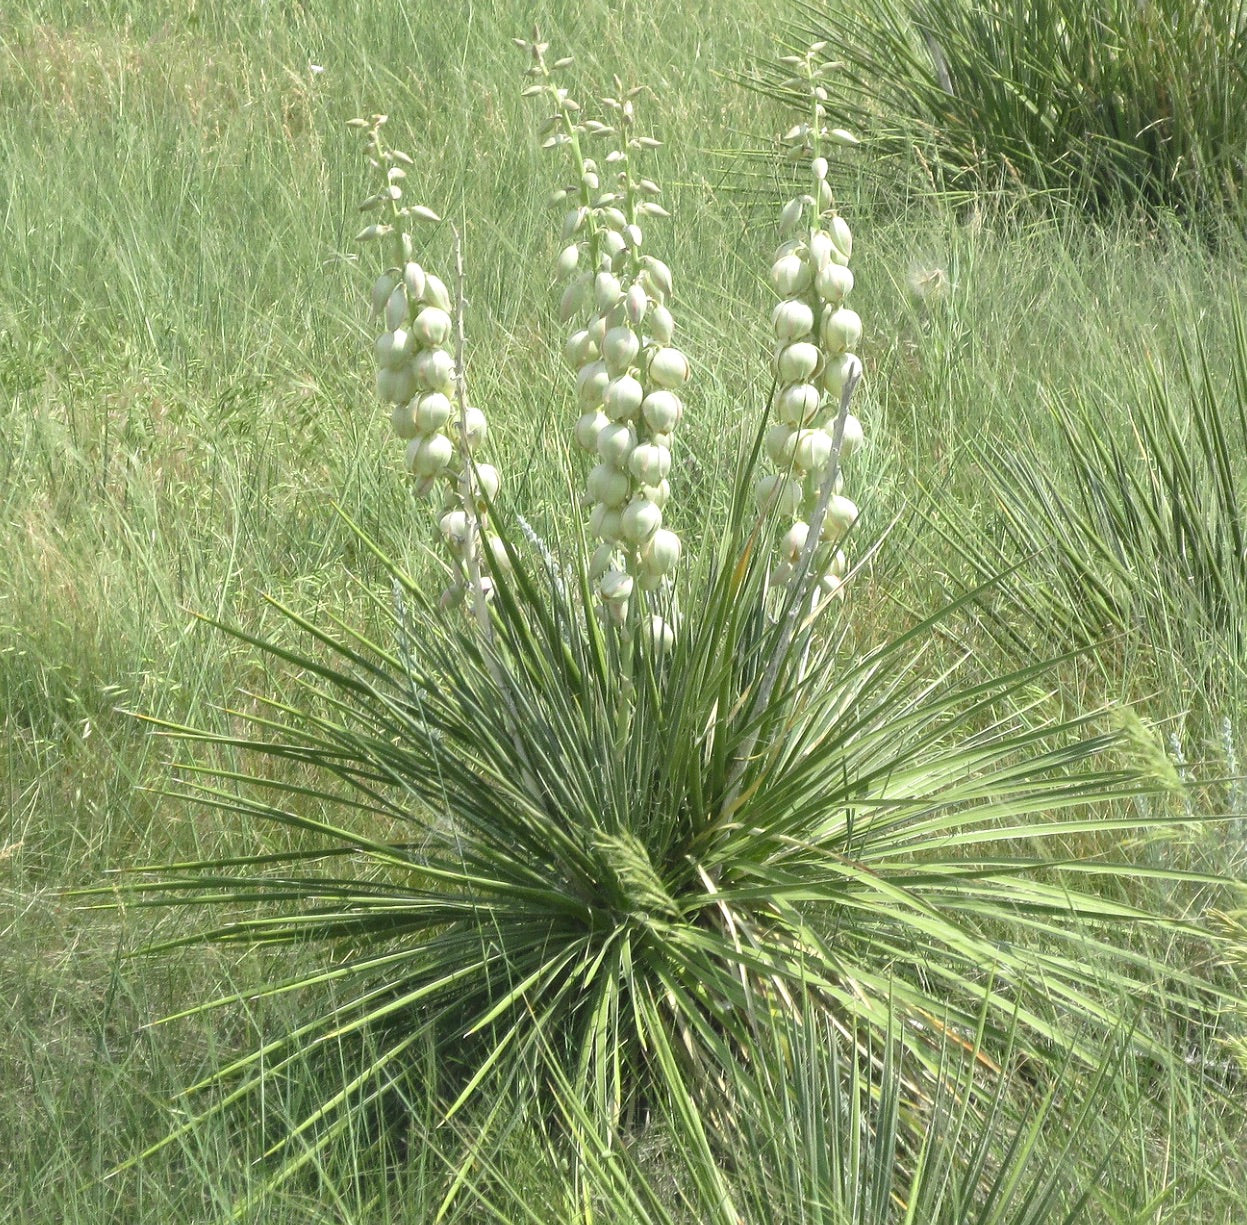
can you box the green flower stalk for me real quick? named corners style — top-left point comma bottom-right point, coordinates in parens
top-left (519, 35), bottom-right (686, 639)
top-left (759, 46), bottom-right (865, 606)
top-left (350, 114), bottom-right (506, 607)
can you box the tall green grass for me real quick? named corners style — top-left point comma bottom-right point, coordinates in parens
top-left (2, 0), bottom-right (1246, 1220)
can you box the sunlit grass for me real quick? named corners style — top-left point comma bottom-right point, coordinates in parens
top-left (2, 0), bottom-right (1245, 1220)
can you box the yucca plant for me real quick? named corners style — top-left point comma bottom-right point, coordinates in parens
top-left (96, 33), bottom-right (1244, 1211)
top-left (771, 0), bottom-right (1247, 218)
top-left (109, 516), bottom-right (1241, 1206)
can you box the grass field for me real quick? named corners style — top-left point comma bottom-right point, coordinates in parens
top-left (3, 0), bottom-right (1246, 1220)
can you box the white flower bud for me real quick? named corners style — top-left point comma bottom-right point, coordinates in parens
top-left (643, 614), bottom-right (675, 657)
top-left (777, 341), bottom-right (820, 384)
top-left (642, 257), bottom-right (674, 300)
top-left (808, 230), bottom-right (835, 271)
top-left (604, 374), bottom-right (645, 421)
top-left (377, 365), bottom-right (417, 405)
top-left (794, 428), bottom-right (833, 474)
top-left (812, 156), bottom-right (829, 180)
top-left (628, 442), bottom-right (671, 485)
top-left (587, 463), bottom-right (631, 508)
top-left (620, 496), bottom-right (662, 545)
top-left (781, 520), bottom-right (810, 562)
top-left (829, 215), bottom-right (853, 262)
top-left (559, 272), bottom-right (592, 322)
top-left (422, 274), bottom-right (452, 312)
top-left (772, 298), bottom-right (815, 341)
top-left (647, 347), bottom-right (690, 389)
top-left (391, 400), bottom-right (421, 440)
top-left (821, 307), bottom-right (862, 353)
top-left (755, 473), bottom-right (803, 515)
top-left (402, 262), bottom-right (426, 301)
top-left (472, 463), bottom-right (501, 504)
top-left (602, 227), bottom-right (628, 255)
top-left (823, 546), bottom-right (848, 578)
top-left (821, 494), bottom-right (858, 540)
top-left (576, 359), bottom-right (610, 410)
top-left (594, 271), bottom-right (623, 311)
top-left (589, 503), bottom-right (623, 543)
top-left (385, 284), bottom-right (409, 331)
top-left (765, 423), bottom-right (798, 465)
top-left (439, 508), bottom-right (471, 553)
top-left (839, 412), bottom-right (864, 458)
top-left (822, 352), bottom-right (861, 396)
top-left (641, 527), bottom-right (681, 576)
top-left (575, 408), bottom-right (610, 452)
top-left (602, 326), bottom-right (641, 376)
top-left (406, 432), bottom-right (454, 478)
top-left (589, 542), bottom-right (616, 581)
top-left (815, 263), bottom-right (854, 304)
top-left (647, 304), bottom-right (675, 345)
top-left (565, 327), bottom-right (598, 370)
top-left (769, 560), bottom-right (795, 587)
top-left (555, 243), bottom-right (581, 279)
top-left (818, 573), bottom-right (844, 600)
top-left (371, 272), bottom-right (398, 317)
top-left (638, 478), bottom-right (670, 508)
top-left (641, 389), bottom-right (682, 434)
top-left (598, 568), bottom-right (633, 602)
top-left (597, 421), bottom-right (637, 467)
top-left (776, 382), bottom-right (821, 427)
top-left (412, 306), bottom-right (453, 347)
top-left (587, 313), bottom-right (609, 346)
top-left (486, 534), bottom-right (512, 575)
top-left (626, 283), bottom-right (648, 328)
top-left (457, 404), bottom-right (488, 450)
top-left (414, 346), bottom-right (456, 392)
top-left (771, 253), bottom-right (812, 297)
top-left (376, 328), bottom-right (414, 369)
top-left (779, 196), bottom-right (806, 236)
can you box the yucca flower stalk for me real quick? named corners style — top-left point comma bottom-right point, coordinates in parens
top-left (760, 44), bottom-right (865, 609)
top-left (520, 33), bottom-right (687, 644)
top-left (351, 114), bottom-right (505, 610)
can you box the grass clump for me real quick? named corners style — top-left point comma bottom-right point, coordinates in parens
top-left (778, 0), bottom-right (1247, 219)
top-left (952, 301), bottom-right (1247, 737)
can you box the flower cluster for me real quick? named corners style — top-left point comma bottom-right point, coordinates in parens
top-left (758, 47), bottom-right (865, 604)
top-left (351, 114), bottom-right (505, 602)
top-left (519, 36), bottom-right (687, 641)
